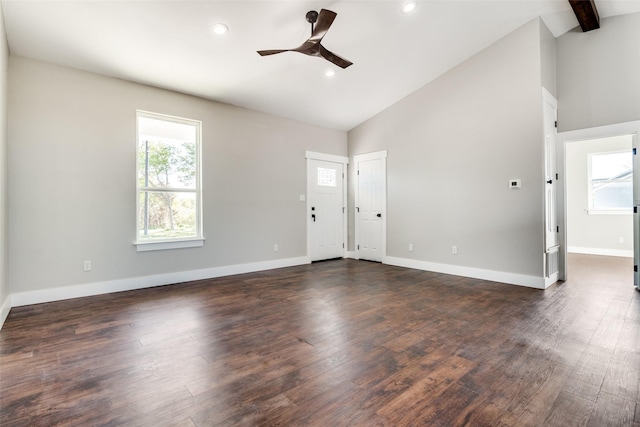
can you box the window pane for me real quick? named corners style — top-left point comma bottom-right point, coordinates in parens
top-left (139, 116), bottom-right (196, 144)
top-left (138, 138), bottom-right (196, 189)
top-left (317, 167), bottom-right (337, 187)
top-left (593, 181), bottom-right (632, 209)
top-left (591, 152), bottom-right (631, 180)
top-left (590, 151), bottom-right (633, 210)
top-left (138, 191), bottom-right (197, 240)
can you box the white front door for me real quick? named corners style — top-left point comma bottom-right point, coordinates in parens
top-left (307, 158), bottom-right (345, 261)
top-left (356, 151), bottom-right (387, 262)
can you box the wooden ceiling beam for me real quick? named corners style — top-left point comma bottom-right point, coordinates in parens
top-left (568, 0), bottom-right (600, 32)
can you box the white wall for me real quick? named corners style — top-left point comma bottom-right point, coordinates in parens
top-left (557, 13), bottom-right (640, 132)
top-left (8, 56), bottom-right (347, 304)
top-left (566, 135), bottom-right (633, 257)
top-left (0, 5), bottom-right (10, 327)
top-left (348, 19), bottom-right (549, 287)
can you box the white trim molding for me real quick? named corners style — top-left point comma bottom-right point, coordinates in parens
top-left (345, 251), bottom-right (358, 260)
top-left (11, 256), bottom-right (310, 308)
top-left (134, 238), bottom-right (204, 252)
top-left (384, 256), bottom-right (547, 289)
top-left (0, 296), bottom-right (11, 330)
top-left (305, 151), bottom-right (349, 164)
top-left (568, 246), bottom-right (633, 258)
top-left (354, 150), bottom-right (387, 162)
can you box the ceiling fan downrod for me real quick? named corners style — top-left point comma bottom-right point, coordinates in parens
top-left (306, 10), bottom-right (318, 35)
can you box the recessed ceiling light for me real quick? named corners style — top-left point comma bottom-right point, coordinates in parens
top-left (325, 69), bottom-right (336, 78)
top-left (212, 23), bottom-right (229, 35)
top-left (402, 0), bottom-right (416, 14)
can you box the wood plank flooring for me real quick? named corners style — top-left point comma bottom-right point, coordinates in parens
top-left (1, 254), bottom-right (638, 426)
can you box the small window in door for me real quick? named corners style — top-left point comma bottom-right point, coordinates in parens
top-left (317, 167), bottom-right (337, 187)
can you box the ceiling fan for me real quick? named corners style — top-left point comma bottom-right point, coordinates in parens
top-left (257, 9), bottom-right (353, 69)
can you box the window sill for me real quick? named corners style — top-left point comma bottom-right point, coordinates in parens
top-left (587, 209), bottom-right (632, 215)
top-left (134, 238), bottom-right (204, 252)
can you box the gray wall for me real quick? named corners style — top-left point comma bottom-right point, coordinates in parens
top-left (348, 19), bottom-right (547, 279)
top-left (557, 13), bottom-right (640, 132)
top-left (0, 5), bottom-right (9, 323)
top-left (8, 56), bottom-right (347, 294)
top-left (540, 19), bottom-right (557, 98)
top-left (566, 135), bottom-right (633, 256)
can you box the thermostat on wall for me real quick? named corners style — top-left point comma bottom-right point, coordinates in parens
top-left (509, 179), bottom-right (522, 189)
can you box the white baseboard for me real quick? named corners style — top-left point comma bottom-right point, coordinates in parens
top-left (568, 246), bottom-right (633, 258)
top-left (345, 251), bottom-right (358, 260)
top-left (11, 256), bottom-right (311, 308)
top-left (0, 295), bottom-right (11, 330)
top-left (384, 256), bottom-right (546, 289)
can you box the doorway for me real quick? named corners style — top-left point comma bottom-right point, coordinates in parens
top-left (566, 135), bottom-right (633, 257)
top-left (306, 152), bottom-right (348, 262)
top-left (558, 122), bottom-right (639, 283)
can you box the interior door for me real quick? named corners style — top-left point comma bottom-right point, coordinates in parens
top-left (543, 90), bottom-right (558, 252)
top-left (634, 137), bottom-right (639, 289)
top-left (356, 154), bottom-right (386, 262)
top-left (308, 159), bottom-right (344, 261)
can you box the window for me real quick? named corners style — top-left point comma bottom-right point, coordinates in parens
top-left (136, 111), bottom-right (202, 250)
top-left (317, 167), bottom-right (337, 187)
top-left (588, 150), bottom-right (632, 214)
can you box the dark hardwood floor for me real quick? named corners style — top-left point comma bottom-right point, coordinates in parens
top-left (1, 254), bottom-right (638, 426)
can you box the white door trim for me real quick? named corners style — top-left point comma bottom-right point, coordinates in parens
top-left (306, 151), bottom-right (349, 164)
top-left (542, 88), bottom-right (559, 287)
top-left (557, 120), bottom-right (640, 282)
top-left (354, 150), bottom-right (387, 262)
top-left (305, 152), bottom-right (348, 261)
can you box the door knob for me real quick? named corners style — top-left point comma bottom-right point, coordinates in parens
top-left (376, 213), bottom-right (382, 218)
top-left (312, 214), bottom-right (316, 222)
top-left (546, 180), bottom-right (553, 184)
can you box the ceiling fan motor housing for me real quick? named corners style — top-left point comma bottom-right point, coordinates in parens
top-left (306, 11), bottom-right (319, 24)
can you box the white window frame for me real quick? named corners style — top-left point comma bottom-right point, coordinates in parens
top-left (587, 149), bottom-right (633, 215)
top-left (134, 110), bottom-right (204, 251)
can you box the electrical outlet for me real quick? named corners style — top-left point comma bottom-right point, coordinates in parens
top-left (83, 260), bottom-right (91, 271)
top-left (452, 246), bottom-right (458, 255)
top-left (409, 243), bottom-right (414, 252)
top-left (273, 244), bottom-right (279, 252)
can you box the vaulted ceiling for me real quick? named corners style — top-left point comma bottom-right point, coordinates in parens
top-left (3, 1), bottom-right (640, 131)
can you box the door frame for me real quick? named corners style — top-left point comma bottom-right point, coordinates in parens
top-left (305, 151), bottom-right (349, 262)
top-left (556, 120), bottom-right (640, 282)
top-left (354, 150), bottom-right (387, 262)
top-left (542, 88), bottom-right (559, 287)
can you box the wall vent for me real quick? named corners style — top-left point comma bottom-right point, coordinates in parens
top-left (546, 247), bottom-right (559, 278)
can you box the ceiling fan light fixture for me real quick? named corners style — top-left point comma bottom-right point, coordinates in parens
top-left (212, 23), bottom-right (229, 35)
top-left (402, 0), bottom-right (417, 14)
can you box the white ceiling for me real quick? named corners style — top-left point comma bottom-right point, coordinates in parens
top-left (3, 0), bottom-right (640, 131)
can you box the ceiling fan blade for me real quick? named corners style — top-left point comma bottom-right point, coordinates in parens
top-left (309, 9), bottom-right (337, 42)
top-left (319, 44), bottom-right (353, 69)
top-left (257, 49), bottom-right (290, 56)
top-left (292, 40), bottom-right (317, 55)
